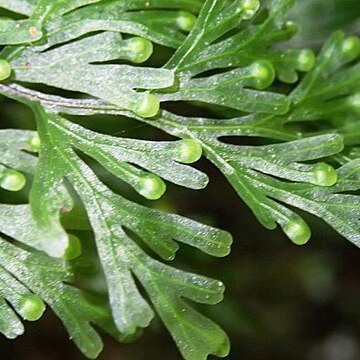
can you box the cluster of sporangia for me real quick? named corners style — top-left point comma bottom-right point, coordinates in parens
top-left (0, 12), bottom-right (202, 320)
top-left (1, 0), bottom-right (360, 326)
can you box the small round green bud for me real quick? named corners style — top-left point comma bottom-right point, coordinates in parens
top-left (277, 68), bottom-right (299, 84)
top-left (296, 49), bottom-right (316, 72)
top-left (134, 93), bottom-right (160, 118)
top-left (176, 11), bottom-right (197, 32)
top-left (283, 217), bottom-right (311, 245)
top-left (240, 0), bottom-right (260, 19)
top-left (0, 169), bottom-right (26, 191)
top-left (138, 174), bottom-right (166, 200)
top-left (176, 139), bottom-right (202, 164)
top-left (126, 37), bottom-right (153, 64)
top-left (0, 59), bottom-right (12, 81)
top-left (341, 36), bottom-right (360, 61)
top-left (18, 294), bottom-right (46, 321)
top-left (62, 234), bottom-right (82, 260)
top-left (250, 60), bottom-right (275, 89)
top-left (28, 133), bottom-right (41, 152)
top-left (284, 21), bottom-right (300, 35)
top-left (312, 163), bottom-right (338, 187)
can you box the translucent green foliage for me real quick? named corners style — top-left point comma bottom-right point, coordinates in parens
top-left (28, 0), bottom-right (203, 51)
top-left (0, 130), bottom-right (37, 173)
top-left (0, 204), bottom-right (54, 252)
top-left (159, 60), bottom-right (288, 114)
top-left (7, 32), bottom-right (174, 117)
top-left (25, 105), bottom-right (232, 359)
top-left (0, 236), bottom-right (121, 358)
top-left (150, 110), bottom-right (360, 246)
top-left (0, 20), bottom-right (42, 44)
top-left (0, 0), bottom-right (360, 359)
top-left (0, 0), bottom-right (36, 16)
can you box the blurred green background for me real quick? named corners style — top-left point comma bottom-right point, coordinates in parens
top-left (1, 1), bottom-right (360, 359)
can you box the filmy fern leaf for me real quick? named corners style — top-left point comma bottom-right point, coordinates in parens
top-left (0, 0), bottom-right (359, 359)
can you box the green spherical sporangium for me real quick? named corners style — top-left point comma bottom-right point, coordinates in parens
top-left (138, 174), bottom-right (166, 200)
top-left (296, 49), bottom-right (316, 72)
top-left (18, 294), bottom-right (46, 321)
top-left (240, 0), bottom-right (260, 19)
top-left (341, 36), bottom-right (360, 61)
top-left (176, 139), bottom-right (203, 164)
top-left (127, 37), bottom-right (153, 63)
top-left (134, 93), bottom-right (160, 118)
top-left (176, 11), bottom-right (197, 32)
top-left (250, 60), bottom-right (275, 89)
top-left (28, 133), bottom-right (41, 152)
top-left (0, 59), bottom-right (12, 81)
top-left (312, 163), bottom-right (338, 187)
top-left (0, 169), bottom-right (26, 191)
top-left (283, 218), bottom-right (311, 245)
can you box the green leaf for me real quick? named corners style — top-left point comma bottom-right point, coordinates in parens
top-left (8, 32), bottom-right (174, 117)
top-left (0, 19), bottom-right (42, 44)
top-left (0, 129), bottom-right (37, 173)
top-left (39, 0), bottom-right (201, 50)
top-left (27, 105), bottom-right (231, 359)
top-left (0, 0), bottom-right (35, 16)
top-left (159, 61), bottom-right (290, 114)
top-left (1, 0), bottom-right (360, 358)
top-left (0, 236), bottom-right (120, 359)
